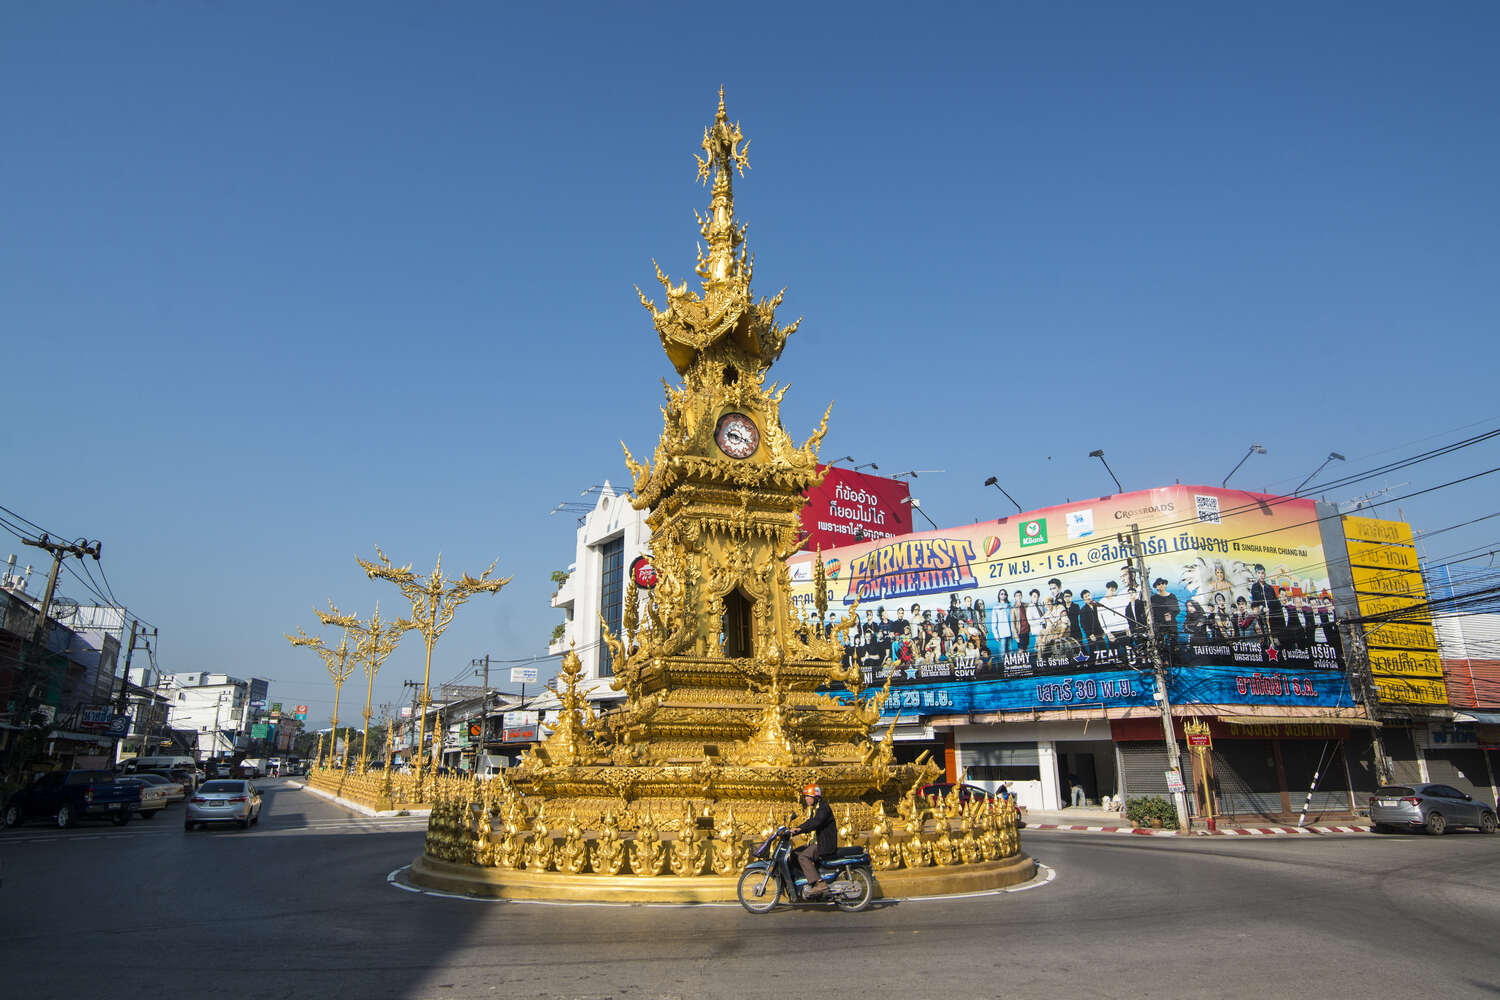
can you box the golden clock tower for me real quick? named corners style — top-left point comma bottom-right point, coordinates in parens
top-left (514, 90), bottom-right (933, 816)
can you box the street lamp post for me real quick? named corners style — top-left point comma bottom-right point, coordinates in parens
top-left (982, 476), bottom-right (1023, 513)
top-left (1221, 444), bottom-right (1267, 489)
top-left (358, 547), bottom-right (510, 797)
top-left (1088, 449), bottom-right (1123, 493)
top-left (1294, 451), bottom-right (1346, 496)
top-left (900, 496), bottom-right (940, 530)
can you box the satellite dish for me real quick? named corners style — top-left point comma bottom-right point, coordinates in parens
top-left (49, 596), bottom-right (79, 622)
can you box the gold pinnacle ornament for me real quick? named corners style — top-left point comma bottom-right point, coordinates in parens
top-left (358, 547), bottom-right (511, 794)
top-left (320, 600), bottom-right (412, 771)
top-left (286, 608), bottom-right (358, 767)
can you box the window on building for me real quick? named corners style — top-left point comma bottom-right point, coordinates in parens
top-left (722, 587), bottom-right (755, 658)
top-left (965, 742), bottom-right (1041, 782)
top-left (598, 537), bottom-right (624, 677)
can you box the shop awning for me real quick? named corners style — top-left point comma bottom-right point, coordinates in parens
top-left (1453, 711), bottom-right (1500, 725)
top-left (1218, 714), bottom-right (1382, 728)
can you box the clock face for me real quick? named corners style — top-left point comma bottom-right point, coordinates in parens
top-left (714, 412), bottom-right (760, 459)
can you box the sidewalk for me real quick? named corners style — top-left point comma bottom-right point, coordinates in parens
top-left (286, 780), bottom-right (432, 819)
top-left (1022, 806), bottom-right (1371, 838)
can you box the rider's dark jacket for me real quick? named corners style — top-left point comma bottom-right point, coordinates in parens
top-left (792, 799), bottom-right (837, 855)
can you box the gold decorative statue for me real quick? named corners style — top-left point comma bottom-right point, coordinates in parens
top-left (592, 810), bottom-right (627, 876)
top-left (559, 810), bottom-right (589, 875)
top-left (867, 801), bottom-right (898, 870)
top-left (629, 809), bottom-right (667, 877)
top-left (524, 803), bottom-right (555, 872)
top-left (709, 806), bottom-right (743, 876)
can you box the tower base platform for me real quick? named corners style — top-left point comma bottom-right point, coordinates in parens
top-left (406, 853), bottom-right (1037, 903)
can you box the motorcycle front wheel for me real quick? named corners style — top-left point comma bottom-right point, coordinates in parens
top-left (736, 868), bottom-right (780, 913)
top-left (835, 868), bottom-right (874, 912)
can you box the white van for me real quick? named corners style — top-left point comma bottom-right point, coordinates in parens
top-left (124, 755), bottom-right (198, 773)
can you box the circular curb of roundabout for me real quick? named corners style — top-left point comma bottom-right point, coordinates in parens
top-left (403, 852), bottom-right (1038, 904)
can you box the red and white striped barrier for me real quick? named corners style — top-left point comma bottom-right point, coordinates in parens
top-left (1028, 822), bottom-right (1370, 837)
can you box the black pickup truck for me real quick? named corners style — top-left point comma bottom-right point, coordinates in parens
top-left (3, 770), bottom-right (142, 828)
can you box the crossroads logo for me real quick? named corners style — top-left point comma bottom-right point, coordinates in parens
top-left (1019, 518), bottom-right (1048, 548)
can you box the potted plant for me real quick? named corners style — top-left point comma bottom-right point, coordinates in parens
top-left (1124, 796), bottom-right (1177, 830)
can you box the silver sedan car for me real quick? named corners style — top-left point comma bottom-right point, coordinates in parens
top-left (185, 780), bottom-right (262, 831)
top-left (1369, 783), bottom-right (1499, 835)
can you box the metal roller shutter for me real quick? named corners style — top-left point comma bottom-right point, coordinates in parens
top-left (1211, 740), bottom-right (1282, 819)
top-left (1119, 742), bottom-right (1173, 799)
top-left (1280, 739), bottom-right (1353, 815)
top-left (1384, 728), bottom-right (1423, 785)
top-left (1425, 750), bottom-right (1491, 800)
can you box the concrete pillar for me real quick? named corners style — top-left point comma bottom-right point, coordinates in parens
top-left (1038, 740), bottom-right (1061, 810)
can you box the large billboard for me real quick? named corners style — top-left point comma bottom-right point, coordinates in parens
top-left (1342, 514), bottom-right (1446, 706)
top-left (798, 465), bottom-right (912, 552)
top-left (787, 485), bottom-right (1354, 715)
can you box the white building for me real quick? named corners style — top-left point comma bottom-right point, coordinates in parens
top-left (545, 482), bottom-right (651, 717)
top-left (162, 672), bottom-right (251, 760)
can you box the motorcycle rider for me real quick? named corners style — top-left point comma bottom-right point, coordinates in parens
top-left (790, 782), bottom-right (837, 897)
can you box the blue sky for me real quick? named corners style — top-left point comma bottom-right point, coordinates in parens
top-left (4, 3), bottom-right (1497, 725)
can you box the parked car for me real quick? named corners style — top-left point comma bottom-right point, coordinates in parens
top-left (4, 770), bottom-right (142, 828)
top-left (142, 768), bottom-right (198, 794)
top-left (1370, 783), bottom-right (1500, 835)
top-left (185, 779), bottom-right (262, 831)
top-left (111, 776), bottom-right (169, 819)
top-left (920, 782), bottom-right (997, 806)
top-left (124, 771), bottom-right (185, 803)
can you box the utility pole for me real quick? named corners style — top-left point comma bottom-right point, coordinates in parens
top-left (473, 654), bottom-right (491, 771)
top-left (111, 620), bottom-right (138, 762)
top-left (401, 679), bottom-right (422, 768)
top-left (1342, 621), bottom-right (1394, 785)
top-left (5, 534), bottom-right (101, 777)
top-left (1126, 523), bottom-right (1189, 830)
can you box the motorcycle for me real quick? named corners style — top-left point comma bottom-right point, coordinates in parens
top-left (736, 826), bottom-right (875, 913)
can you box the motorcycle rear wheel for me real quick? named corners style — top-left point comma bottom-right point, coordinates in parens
top-left (737, 868), bottom-right (779, 914)
top-left (835, 868), bottom-right (874, 912)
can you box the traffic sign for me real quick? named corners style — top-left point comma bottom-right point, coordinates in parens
top-left (511, 667), bottom-right (538, 684)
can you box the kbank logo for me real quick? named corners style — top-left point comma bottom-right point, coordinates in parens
top-left (1019, 518), bottom-right (1048, 548)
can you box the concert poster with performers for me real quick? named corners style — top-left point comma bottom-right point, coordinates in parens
top-left (786, 484), bottom-right (1354, 713)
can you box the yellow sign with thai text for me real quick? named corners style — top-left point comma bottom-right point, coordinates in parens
top-left (1351, 564), bottom-right (1427, 599)
top-left (1368, 647), bottom-right (1443, 678)
top-left (1373, 676), bottom-right (1448, 706)
top-left (1352, 593), bottom-right (1427, 619)
top-left (1342, 516), bottom-right (1415, 547)
top-left (1346, 540), bottom-right (1421, 572)
top-left (1364, 622), bottom-right (1438, 652)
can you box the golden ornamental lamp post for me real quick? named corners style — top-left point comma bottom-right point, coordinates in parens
top-left (319, 601), bottom-right (411, 772)
top-left (286, 610), bottom-right (358, 768)
top-left (358, 547), bottom-right (510, 796)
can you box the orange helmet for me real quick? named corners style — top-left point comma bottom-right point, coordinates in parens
top-left (803, 783), bottom-right (822, 798)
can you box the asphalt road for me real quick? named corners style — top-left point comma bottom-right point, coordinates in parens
top-left (3, 779), bottom-right (1499, 1000)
